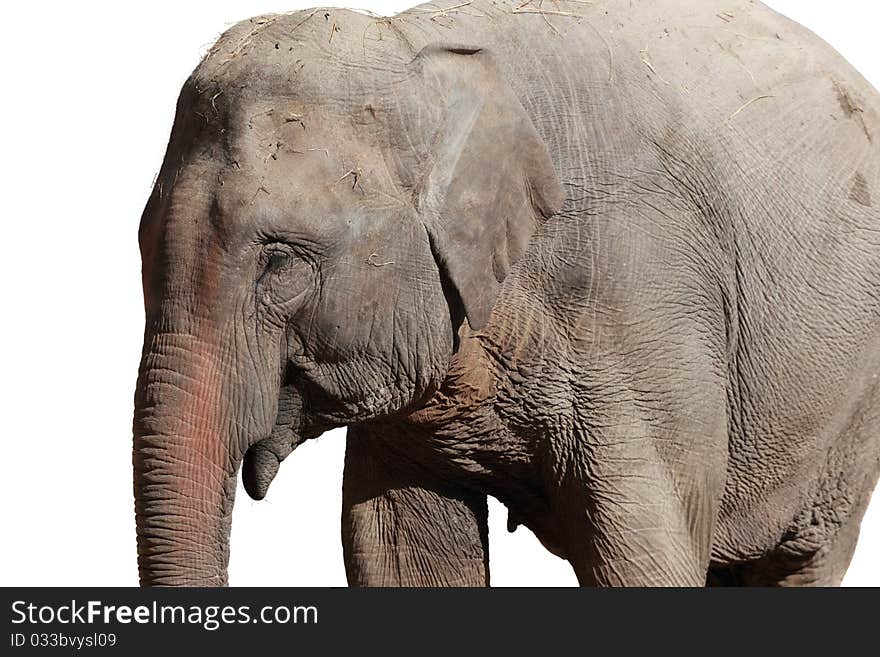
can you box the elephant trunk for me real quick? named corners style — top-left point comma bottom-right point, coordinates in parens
top-left (133, 330), bottom-right (240, 586)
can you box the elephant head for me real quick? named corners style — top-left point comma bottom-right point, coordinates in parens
top-left (133, 15), bottom-right (563, 586)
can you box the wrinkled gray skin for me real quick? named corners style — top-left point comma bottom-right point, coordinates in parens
top-left (134, 0), bottom-right (880, 586)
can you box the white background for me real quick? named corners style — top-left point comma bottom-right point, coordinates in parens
top-left (1, 1), bottom-right (877, 587)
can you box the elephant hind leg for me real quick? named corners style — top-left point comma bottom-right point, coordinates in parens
top-left (742, 410), bottom-right (880, 586)
top-left (738, 503), bottom-right (867, 587)
top-left (767, 520), bottom-right (862, 587)
top-left (710, 488), bottom-right (873, 587)
top-left (342, 425), bottom-right (490, 587)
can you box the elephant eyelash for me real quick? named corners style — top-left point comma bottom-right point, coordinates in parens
top-left (256, 230), bottom-right (323, 255)
top-left (258, 235), bottom-right (321, 266)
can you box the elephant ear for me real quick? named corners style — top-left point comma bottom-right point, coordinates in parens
top-left (409, 45), bottom-right (564, 330)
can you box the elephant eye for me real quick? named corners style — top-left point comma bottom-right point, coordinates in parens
top-left (265, 249), bottom-right (291, 273)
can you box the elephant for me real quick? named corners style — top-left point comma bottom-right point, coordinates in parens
top-left (133, 0), bottom-right (880, 587)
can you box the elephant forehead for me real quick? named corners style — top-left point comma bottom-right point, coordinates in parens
top-left (191, 9), bottom-right (408, 103)
top-left (211, 137), bottom-right (410, 242)
top-left (179, 12), bottom-right (418, 242)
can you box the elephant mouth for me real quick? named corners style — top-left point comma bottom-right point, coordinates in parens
top-left (241, 426), bottom-right (306, 500)
top-left (241, 381), bottom-right (307, 500)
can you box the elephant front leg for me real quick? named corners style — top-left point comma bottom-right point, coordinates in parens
top-left (562, 477), bottom-right (718, 587)
top-left (557, 416), bottom-right (728, 587)
top-left (342, 426), bottom-right (490, 587)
